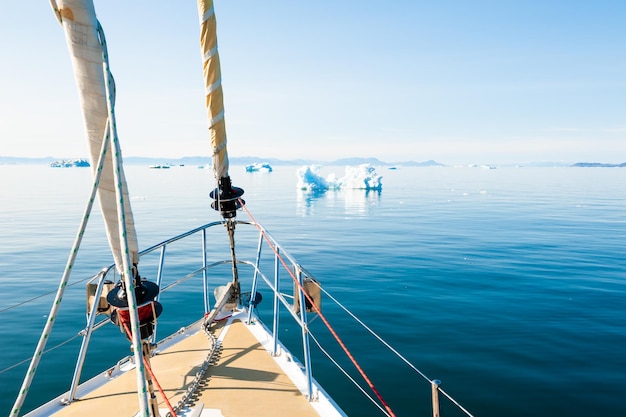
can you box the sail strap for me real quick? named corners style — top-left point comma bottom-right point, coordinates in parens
top-left (199, 2), bottom-right (215, 24)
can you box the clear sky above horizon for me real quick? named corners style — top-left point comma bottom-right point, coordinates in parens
top-left (1, 1), bottom-right (625, 165)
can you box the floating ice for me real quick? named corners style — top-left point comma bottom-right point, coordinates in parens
top-left (245, 162), bottom-right (273, 172)
top-left (296, 165), bottom-right (335, 192)
top-left (49, 158), bottom-right (90, 168)
top-left (340, 164), bottom-right (383, 190)
top-left (297, 164), bottom-right (382, 192)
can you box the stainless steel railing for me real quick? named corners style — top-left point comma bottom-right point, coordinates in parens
top-left (64, 220), bottom-right (320, 405)
top-left (10, 218), bottom-right (473, 417)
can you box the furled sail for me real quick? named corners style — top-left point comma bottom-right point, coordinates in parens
top-left (52, 0), bottom-right (138, 272)
top-left (197, 0), bottom-right (244, 307)
top-left (198, 0), bottom-right (244, 221)
top-left (198, 0), bottom-right (229, 181)
top-left (47, 1), bottom-right (150, 415)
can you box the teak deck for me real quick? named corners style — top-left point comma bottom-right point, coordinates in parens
top-left (48, 314), bottom-right (327, 417)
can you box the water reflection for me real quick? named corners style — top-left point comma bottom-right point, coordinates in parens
top-left (296, 188), bottom-right (382, 217)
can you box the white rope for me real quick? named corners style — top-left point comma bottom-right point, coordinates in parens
top-left (98, 19), bottom-right (151, 416)
top-left (10, 112), bottom-right (111, 417)
top-left (48, 0), bottom-right (61, 23)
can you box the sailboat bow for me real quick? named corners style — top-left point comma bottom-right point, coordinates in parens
top-left (7, 2), bottom-right (477, 417)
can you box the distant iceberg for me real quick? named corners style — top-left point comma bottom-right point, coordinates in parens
top-left (467, 164), bottom-right (496, 169)
top-left (50, 159), bottom-right (90, 168)
top-left (245, 162), bottom-right (273, 172)
top-left (297, 164), bottom-right (382, 192)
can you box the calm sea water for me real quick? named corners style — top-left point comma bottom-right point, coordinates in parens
top-left (0, 164), bottom-right (625, 417)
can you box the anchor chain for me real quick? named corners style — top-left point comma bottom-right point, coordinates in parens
top-left (165, 319), bottom-right (221, 417)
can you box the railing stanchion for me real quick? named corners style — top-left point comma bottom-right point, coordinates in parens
top-left (202, 228), bottom-right (209, 314)
top-left (66, 270), bottom-right (109, 403)
top-left (431, 379), bottom-right (441, 417)
top-left (151, 244), bottom-right (167, 344)
top-left (296, 266), bottom-right (314, 400)
top-left (246, 231), bottom-right (264, 324)
top-left (272, 247), bottom-right (280, 356)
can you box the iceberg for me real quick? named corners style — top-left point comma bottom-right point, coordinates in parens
top-left (245, 162), bottom-right (273, 172)
top-left (49, 159), bottom-right (90, 168)
top-left (296, 165), bottom-right (336, 192)
top-left (296, 164), bottom-right (382, 192)
top-left (340, 164), bottom-right (383, 190)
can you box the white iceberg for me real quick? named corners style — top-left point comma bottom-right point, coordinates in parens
top-left (296, 164), bottom-right (382, 192)
top-left (296, 165), bottom-right (336, 192)
top-left (50, 158), bottom-right (90, 168)
top-left (245, 162), bottom-right (273, 172)
top-left (340, 164), bottom-right (383, 190)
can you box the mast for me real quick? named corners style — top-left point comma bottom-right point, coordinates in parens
top-left (198, 0), bottom-right (245, 299)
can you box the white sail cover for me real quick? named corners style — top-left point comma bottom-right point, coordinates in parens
top-left (198, 0), bottom-right (229, 180)
top-left (54, 0), bottom-right (138, 271)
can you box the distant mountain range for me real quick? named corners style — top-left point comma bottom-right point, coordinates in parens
top-left (0, 156), bottom-right (443, 167)
top-left (1, 156), bottom-right (624, 168)
top-left (571, 162), bottom-right (626, 168)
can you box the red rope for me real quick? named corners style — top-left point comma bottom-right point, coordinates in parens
top-left (240, 203), bottom-right (396, 417)
top-left (119, 315), bottom-right (178, 417)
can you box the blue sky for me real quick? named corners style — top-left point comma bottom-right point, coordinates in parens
top-left (1, 1), bottom-right (625, 165)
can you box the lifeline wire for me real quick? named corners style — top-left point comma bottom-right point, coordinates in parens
top-left (0, 275), bottom-right (92, 314)
top-left (315, 282), bottom-right (431, 382)
top-left (0, 333), bottom-right (82, 375)
top-left (313, 280), bottom-right (475, 417)
top-left (308, 331), bottom-right (392, 417)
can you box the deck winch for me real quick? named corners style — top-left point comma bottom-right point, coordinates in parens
top-left (107, 267), bottom-right (162, 340)
top-left (210, 176), bottom-right (244, 219)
